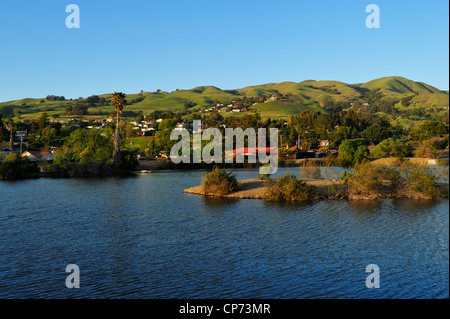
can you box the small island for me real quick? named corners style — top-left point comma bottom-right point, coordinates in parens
top-left (184, 164), bottom-right (449, 201)
top-left (184, 178), bottom-right (345, 199)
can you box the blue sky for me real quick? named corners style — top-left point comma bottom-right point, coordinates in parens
top-left (0, 0), bottom-right (448, 101)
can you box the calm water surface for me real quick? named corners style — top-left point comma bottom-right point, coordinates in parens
top-left (0, 168), bottom-right (448, 298)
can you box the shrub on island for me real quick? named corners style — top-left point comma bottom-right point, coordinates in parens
top-left (299, 160), bottom-right (321, 180)
top-left (202, 166), bottom-right (240, 195)
top-left (264, 174), bottom-right (318, 202)
top-left (344, 162), bottom-right (444, 200)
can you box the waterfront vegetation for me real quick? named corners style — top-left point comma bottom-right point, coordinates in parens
top-left (0, 93), bottom-right (139, 180)
top-left (344, 162), bottom-right (446, 200)
top-left (201, 166), bottom-right (240, 195)
top-left (191, 160), bottom-right (448, 201)
top-left (299, 161), bottom-right (322, 179)
top-left (0, 153), bottom-right (38, 180)
top-left (264, 174), bottom-right (318, 202)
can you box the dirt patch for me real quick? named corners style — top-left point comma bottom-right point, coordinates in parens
top-left (184, 178), bottom-right (345, 199)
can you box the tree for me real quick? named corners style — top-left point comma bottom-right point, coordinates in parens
top-left (158, 118), bottom-right (178, 131)
top-left (144, 139), bottom-right (158, 159)
top-left (3, 117), bottom-right (15, 150)
top-left (338, 139), bottom-right (369, 166)
top-left (330, 126), bottom-right (355, 145)
top-left (0, 153), bottom-right (36, 180)
top-left (345, 109), bottom-right (360, 130)
top-left (318, 94), bottom-right (333, 109)
top-left (371, 138), bottom-right (412, 158)
top-left (65, 101), bottom-right (88, 115)
top-left (353, 145), bottom-right (370, 164)
top-left (361, 124), bottom-right (392, 143)
top-left (418, 121), bottom-right (448, 139)
top-left (86, 95), bottom-right (100, 106)
top-left (38, 112), bottom-right (49, 130)
top-left (54, 129), bottom-right (114, 163)
top-left (111, 92), bottom-right (127, 166)
top-left (183, 101), bottom-right (196, 109)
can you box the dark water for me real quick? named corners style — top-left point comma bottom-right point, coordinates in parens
top-left (0, 168), bottom-right (448, 298)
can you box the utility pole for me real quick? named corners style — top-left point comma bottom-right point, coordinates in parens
top-left (16, 130), bottom-right (27, 155)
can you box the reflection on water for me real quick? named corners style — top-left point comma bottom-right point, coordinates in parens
top-left (0, 169), bottom-right (448, 299)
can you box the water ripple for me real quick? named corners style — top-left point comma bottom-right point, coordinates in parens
top-left (0, 170), bottom-right (448, 299)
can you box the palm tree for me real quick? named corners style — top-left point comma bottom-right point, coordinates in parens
top-left (111, 92), bottom-right (127, 166)
top-left (3, 117), bottom-right (15, 150)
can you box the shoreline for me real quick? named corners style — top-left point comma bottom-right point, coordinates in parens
top-left (1, 157), bottom-right (448, 180)
top-left (183, 178), bottom-right (449, 201)
top-left (184, 178), bottom-right (343, 200)
top-left (137, 157), bottom-right (449, 172)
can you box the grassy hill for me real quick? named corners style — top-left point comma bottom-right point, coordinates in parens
top-left (250, 101), bottom-right (328, 118)
top-left (1, 76), bottom-right (448, 120)
top-left (361, 76), bottom-right (442, 95)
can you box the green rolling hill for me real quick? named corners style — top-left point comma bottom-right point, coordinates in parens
top-left (361, 76), bottom-right (443, 94)
top-left (0, 76), bottom-right (448, 119)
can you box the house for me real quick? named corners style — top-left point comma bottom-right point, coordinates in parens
top-left (174, 123), bottom-right (185, 131)
top-left (320, 140), bottom-right (330, 147)
top-left (21, 151), bottom-right (54, 162)
top-left (231, 147), bottom-right (278, 158)
top-left (140, 127), bottom-right (154, 136)
top-left (0, 148), bottom-right (14, 156)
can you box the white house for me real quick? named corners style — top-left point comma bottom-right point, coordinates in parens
top-left (21, 151), bottom-right (54, 162)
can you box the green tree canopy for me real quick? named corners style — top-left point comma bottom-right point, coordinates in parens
top-left (54, 129), bottom-right (114, 163)
top-left (361, 124), bottom-right (393, 143)
top-left (371, 138), bottom-right (412, 158)
top-left (418, 121), bottom-right (448, 139)
top-left (338, 139), bottom-right (369, 166)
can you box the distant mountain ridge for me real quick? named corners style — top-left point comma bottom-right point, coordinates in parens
top-left (1, 76), bottom-right (448, 119)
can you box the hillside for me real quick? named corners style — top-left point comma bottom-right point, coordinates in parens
top-left (0, 76), bottom-right (448, 119)
top-left (361, 76), bottom-right (442, 95)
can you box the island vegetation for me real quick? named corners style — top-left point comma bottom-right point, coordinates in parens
top-left (201, 166), bottom-right (240, 195)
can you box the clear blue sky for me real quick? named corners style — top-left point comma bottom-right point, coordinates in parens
top-left (0, 0), bottom-right (448, 102)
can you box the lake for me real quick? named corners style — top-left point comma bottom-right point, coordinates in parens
top-left (0, 167), bottom-right (448, 298)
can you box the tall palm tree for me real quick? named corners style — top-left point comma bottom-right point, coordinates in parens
top-left (111, 92), bottom-right (127, 166)
top-left (3, 117), bottom-right (15, 150)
